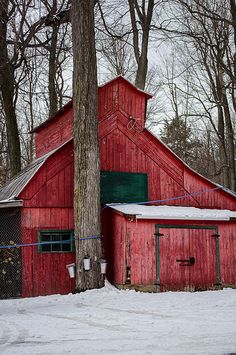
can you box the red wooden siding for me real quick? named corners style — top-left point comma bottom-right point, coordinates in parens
top-left (20, 142), bottom-right (74, 297)
top-left (21, 75), bottom-right (236, 296)
top-left (103, 212), bottom-right (126, 285)
top-left (35, 108), bottom-right (73, 158)
top-left (21, 225), bottom-right (75, 297)
top-left (99, 111), bottom-right (236, 209)
top-left (159, 227), bottom-right (217, 291)
top-left (218, 221), bottom-right (236, 286)
top-left (33, 76), bottom-right (236, 210)
top-left (102, 210), bottom-right (156, 287)
top-left (35, 76), bottom-right (150, 159)
top-left (102, 211), bottom-right (236, 290)
top-left (20, 142), bottom-right (74, 208)
top-left (98, 77), bottom-right (150, 129)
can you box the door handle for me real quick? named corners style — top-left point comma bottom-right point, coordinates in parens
top-left (176, 257), bottom-right (195, 266)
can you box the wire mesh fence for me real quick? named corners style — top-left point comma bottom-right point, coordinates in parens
top-left (0, 208), bottom-right (22, 299)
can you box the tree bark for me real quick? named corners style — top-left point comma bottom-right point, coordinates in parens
top-left (48, 24), bottom-right (59, 117)
top-left (222, 91), bottom-right (236, 190)
top-left (48, 0), bottom-right (59, 117)
top-left (128, 0), bottom-right (154, 90)
top-left (0, 0), bottom-right (21, 177)
top-left (71, 0), bottom-right (103, 292)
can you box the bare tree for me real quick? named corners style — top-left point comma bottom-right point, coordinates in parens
top-left (128, 0), bottom-right (155, 89)
top-left (157, 0), bottom-right (236, 190)
top-left (97, 34), bottom-right (135, 79)
top-left (96, 0), bottom-right (156, 89)
top-left (43, 0), bottom-right (73, 117)
top-left (0, 0), bottom-right (52, 177)
top-left (0, 98), bottom-right (9, 185)
top-left (0, 0), bottom-right (21, 177)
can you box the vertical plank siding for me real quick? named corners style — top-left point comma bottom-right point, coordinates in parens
top-left (105, 217), bottom-right (236, 290)
top-left (18, 76), bottom-right (236, 295)
top-left (218, 221), bottom-right (236, 285)
top-left (19, 141), bottom-right (74, 297)
top-left (21, 208), bottom-right (75, 297)
top-left (35, 108), bottom-right (73, 158)
top-left (33, 76), bottom-right (236, 211)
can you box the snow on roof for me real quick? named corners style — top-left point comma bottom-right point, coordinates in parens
top-left (110, 204), bottom-right (236, 221)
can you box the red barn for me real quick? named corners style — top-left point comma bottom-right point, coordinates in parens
top-left (0, 76), bottom-right (236, 297)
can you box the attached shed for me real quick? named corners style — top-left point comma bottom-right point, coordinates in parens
top-left (0, 75), bottom-right (236, 298)
top-left (102, 205), bottom-right (236, 292)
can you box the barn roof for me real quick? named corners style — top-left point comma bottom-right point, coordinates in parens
top-left (0, 140), bottom-right (71, 203)
top-left (0, 155), bottom-right (48, 202)
top-left (110, 204), bottom-right (236, 221)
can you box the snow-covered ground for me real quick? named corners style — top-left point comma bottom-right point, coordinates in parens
top-left (0, 283), bottom-right (236, 355)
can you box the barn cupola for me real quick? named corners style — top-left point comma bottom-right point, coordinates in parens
top-left (31, 76), bottom-right (153, 158)
top-left (98, 76), bottom-right (153, 130)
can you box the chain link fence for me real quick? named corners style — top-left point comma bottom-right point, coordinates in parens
top-left (0, 208), bottom-right (22, 299)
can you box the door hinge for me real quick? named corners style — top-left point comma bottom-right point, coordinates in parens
top-left (212, 233), bottom-right (220, 238)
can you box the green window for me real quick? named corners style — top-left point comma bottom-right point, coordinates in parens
top-left (100, 171), bottom-right (148, 204)
top-left (38, 230), bottom-right (74, 253)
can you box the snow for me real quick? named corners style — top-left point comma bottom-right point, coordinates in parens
top-left (0, 283), bottom-right (236, 355)
top-left (110, 204), bottom-right (236, 221)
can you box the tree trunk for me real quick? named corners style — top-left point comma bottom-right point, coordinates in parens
top-left (217, 65), bottom-right (236, 190)
top-left (217, 105), bottom-right (230, 188)
top-left (0, 0), bottom-right (21, 177)
top-left (48, 23), bottom-right (59, 117)
top-left (48, 0), bottom-right (59, 117)
top-left (135, 43), bottom-right (148, 90)
top-left (71, 0), bottom-right (104, 292)
top-left (222, 92), bottom-right (236, 190)
top-left (128, 0), bottom-right (154, 90)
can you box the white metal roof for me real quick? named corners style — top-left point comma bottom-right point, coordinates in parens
top-left (110, 204), bottom-right (236, 221)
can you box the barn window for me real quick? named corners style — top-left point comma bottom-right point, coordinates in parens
top-left (100, 171), bottom-right (148, 204)
top-left (38, 230), bottom-right (74, 253)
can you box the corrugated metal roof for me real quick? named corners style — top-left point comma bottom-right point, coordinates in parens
top-left (0, 154), bottom-right (48, 202)
top-left (0, 139), bottom-right (72, 203)
top-left (0, 200), bottom-right (23, 208)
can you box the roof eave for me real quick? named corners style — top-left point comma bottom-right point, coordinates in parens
top-left (0, 200), bottom-right (23, 208)
top-left (135, 215), bottom-right (229, 221)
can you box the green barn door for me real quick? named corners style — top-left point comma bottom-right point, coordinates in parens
top-left (100, 171), bottom-right (148, 204)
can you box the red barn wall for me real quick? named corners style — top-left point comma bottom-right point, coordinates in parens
top-left (218, 221), bottom-right (236, 285)
top-left (25, 76), bottom-right (236, 295)
top-left (99, 111), bottom-right (236, 210)
top-left (34, 77), bottom-right (149, 159)
top-left (33, 76), bottom-right (236, 210)
top-left (20, 142), bottom-right (75, 297)
top-left (98, 77), bottom-right (149, 127)
top-left (102, 209), bottom-right (236, 289)
top-left (35, 107), bottom-right (73, 158)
